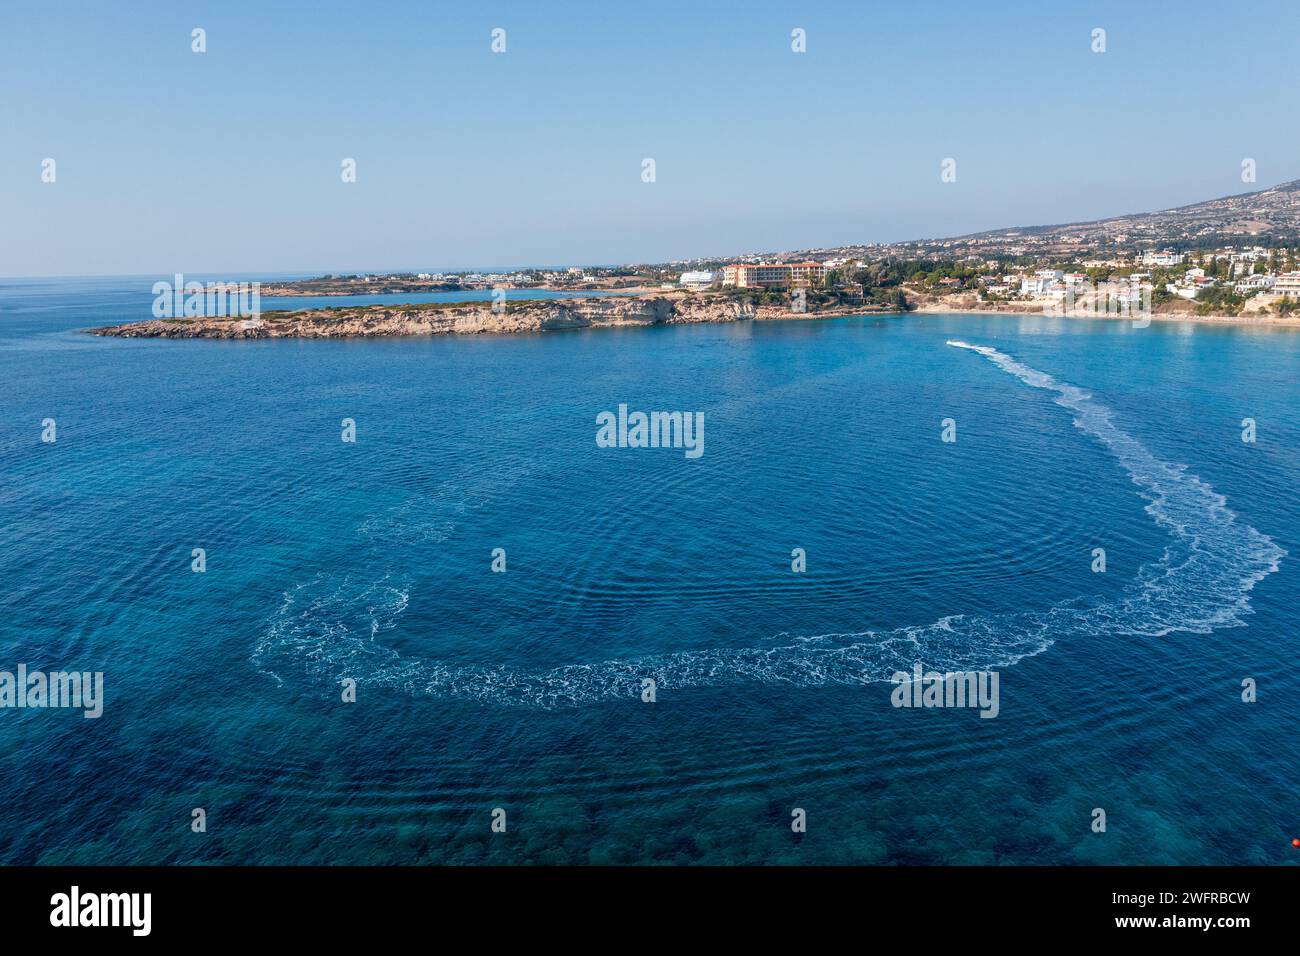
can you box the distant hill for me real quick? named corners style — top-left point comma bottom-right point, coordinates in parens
top-left (660, 180), bottom-right (1300, 270)
top-left (747, 180), bottom-right (1300, 267)
top-left (949, 179), bottom-right (1300, 252)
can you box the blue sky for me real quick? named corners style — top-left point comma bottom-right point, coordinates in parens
top-left (2, 0), bottom-right (1298, 277)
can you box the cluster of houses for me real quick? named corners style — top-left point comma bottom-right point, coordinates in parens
top-left (980, 247), bottom-right (1300, 305)
top-left (413, 270), bottom-right (550, 288)
top-left (402, 267), bottom-right (597, 289)
top-left (977, 269), bottom-right (1147, 308)
top-left (983, 266), bottom-right (1300, 304)
top-left (1131, 248), bottom-right (1299, 301)
top-left (676, 246), bottom-right (1300, 308)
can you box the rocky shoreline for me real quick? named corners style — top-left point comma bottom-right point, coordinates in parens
top-left (88, 295), bottom-right (894, 339)
top-left (89, 291), bottom-right (1300, 340)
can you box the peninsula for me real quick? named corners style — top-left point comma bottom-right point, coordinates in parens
top-left (91, 293), bottom-right (895, 339)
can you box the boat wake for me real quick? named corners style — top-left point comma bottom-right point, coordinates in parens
top-left (252, 343), bottom-right (1284, 708)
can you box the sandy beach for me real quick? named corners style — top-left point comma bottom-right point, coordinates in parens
top-left (913, 301), bottom-right (1300, 330)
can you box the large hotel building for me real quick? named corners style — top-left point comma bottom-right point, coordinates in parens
top-left (719, 261), bottom-right (829, 289)
top-left (1272, 271), bottom-right (1300, 298)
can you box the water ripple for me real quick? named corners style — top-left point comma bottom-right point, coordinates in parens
top-left (252, 342), bottom-right (1284, 708)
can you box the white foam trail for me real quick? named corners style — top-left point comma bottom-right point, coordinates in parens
top-left (254, 344), bottom-right (1284, 708)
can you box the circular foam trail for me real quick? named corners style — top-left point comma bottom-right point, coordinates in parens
top-left (253, 342), bottom-right (1284, 708)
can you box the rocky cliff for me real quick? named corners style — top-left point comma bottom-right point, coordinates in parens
top-left (89, 294), bottom-right (878, 339)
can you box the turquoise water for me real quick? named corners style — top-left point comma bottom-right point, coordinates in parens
top-left (1, 276), bottom-right (1297, 864)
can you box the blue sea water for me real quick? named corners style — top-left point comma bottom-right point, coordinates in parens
top-left (1, 275), bottom-right (1297, 865)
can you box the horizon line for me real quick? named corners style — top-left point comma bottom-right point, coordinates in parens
top-left (4, 175), bottom-right (1294, 283)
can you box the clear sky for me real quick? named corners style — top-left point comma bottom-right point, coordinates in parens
top-left (2, 0), bottom-right (1298, 277)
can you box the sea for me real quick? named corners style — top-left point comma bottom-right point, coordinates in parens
top-left (1, 274), bottom-right (1296, 864)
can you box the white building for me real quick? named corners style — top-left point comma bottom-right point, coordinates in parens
top-left (1234, 274), bottom-right (1276, 294)
top-left (1020, 270), bottom-right (1064, 296)
top-left (678, 270), bottom-right (716, 290)
top-left (1273, 272), bottom-right (1300, 298)
top-left (1165, 274), bottom-right (1217, 300)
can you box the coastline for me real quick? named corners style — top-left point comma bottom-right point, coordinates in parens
top-left (88, 294), bottom-right (891, 340)
top-left (91, 291), bottom-right (1300, 340)
top-left (912, 301), bottom-right (1300, 330)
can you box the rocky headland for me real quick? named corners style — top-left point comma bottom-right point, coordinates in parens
top-left (90, 294), bottom-right (892, 339)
